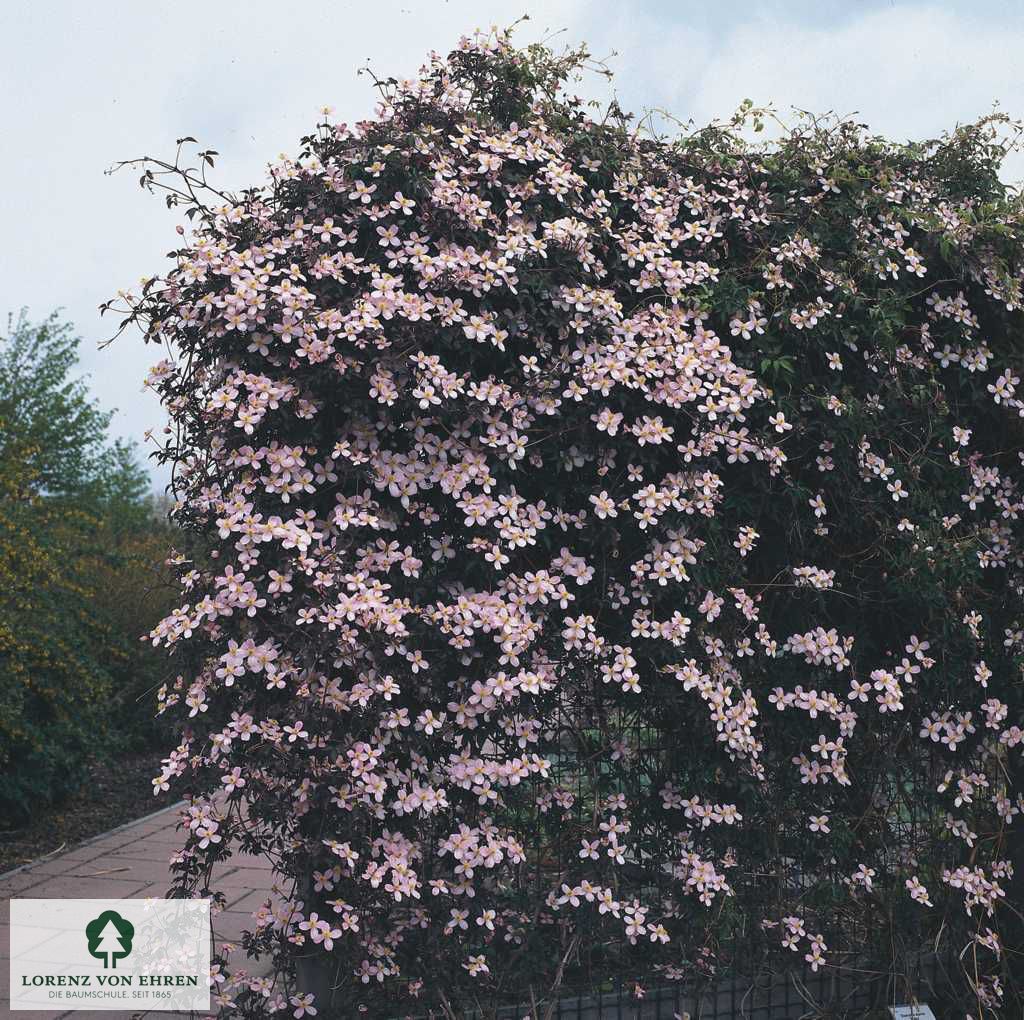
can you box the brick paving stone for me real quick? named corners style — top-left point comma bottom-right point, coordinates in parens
top-left (0, 871), bottom-right (51, 898)
top-left (92, 860), bottom-right (179, 883)
top-left (129, 882), bottom-right (177, 900)
top-left (6, 1009), bottom-right (69, 1019)
top-left (219, 860), bottom-right (275, 874)
top-left (54, 1011), bottom-right (154, 1019)
top-left (123, 831), bottom-right (178, 848)
top-left (139, 1012), bottom-right (216, 1019)
top-left (10, 850), bottom-right (112, 878)
top-left (203, 872), bottom-right (268, 893)
top-left (133, 813), bottom-right (181, 830)
top-left (100, 846), bottom-right (181, 865)
top-left (211, 909), bottom-right (254, 943)
top-left (14, 876), bottom-right (152, 900)
top-left (224, 888), bottom-right (273, 912)
top-left (2, 803), bottom-right (274, 1001)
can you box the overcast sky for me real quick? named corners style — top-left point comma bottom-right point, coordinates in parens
top-left (3, 0), bottom-right (1023, 489)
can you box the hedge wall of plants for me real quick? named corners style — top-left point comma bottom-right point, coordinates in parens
top-left (114, 30), bottom-right (1024, 1018)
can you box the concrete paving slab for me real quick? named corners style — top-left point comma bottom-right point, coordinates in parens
top-left (1, 801), bottom-right (275, 1013)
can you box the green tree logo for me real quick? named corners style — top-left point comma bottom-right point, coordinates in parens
top-left (85, 910), bottom-right (134, 968)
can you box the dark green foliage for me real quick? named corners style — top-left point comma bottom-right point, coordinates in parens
top-left (0, 312), bottom-right (174, 822)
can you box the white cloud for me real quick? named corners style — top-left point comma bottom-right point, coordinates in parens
top-left (1, 1), bottom-right (1020, 488)
top-left (687, 6), bottom-right (1023, 164)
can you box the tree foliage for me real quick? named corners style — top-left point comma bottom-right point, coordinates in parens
top-left (0, 312), bottom-right (173, 819)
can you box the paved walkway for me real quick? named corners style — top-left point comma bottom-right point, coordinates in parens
top-left (1, 803), bottom-right (274, 1018)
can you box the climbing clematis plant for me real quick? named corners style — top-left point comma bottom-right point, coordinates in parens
top-left (109, 27), bottom-right (1024, 1019)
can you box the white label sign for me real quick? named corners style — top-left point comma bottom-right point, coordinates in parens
top-left (890, 1007), bottom-right (936, 1020)
top-left (9, 898), bottom-right (211, 1011)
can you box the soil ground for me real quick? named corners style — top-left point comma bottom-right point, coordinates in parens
top-left (0, 748), bottom-right (169, 874)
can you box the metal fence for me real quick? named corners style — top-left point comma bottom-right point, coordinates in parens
top-left (417, 694), bottom-right (966, 1020)
top-left (440, 951), bottom-right (956, 1020)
